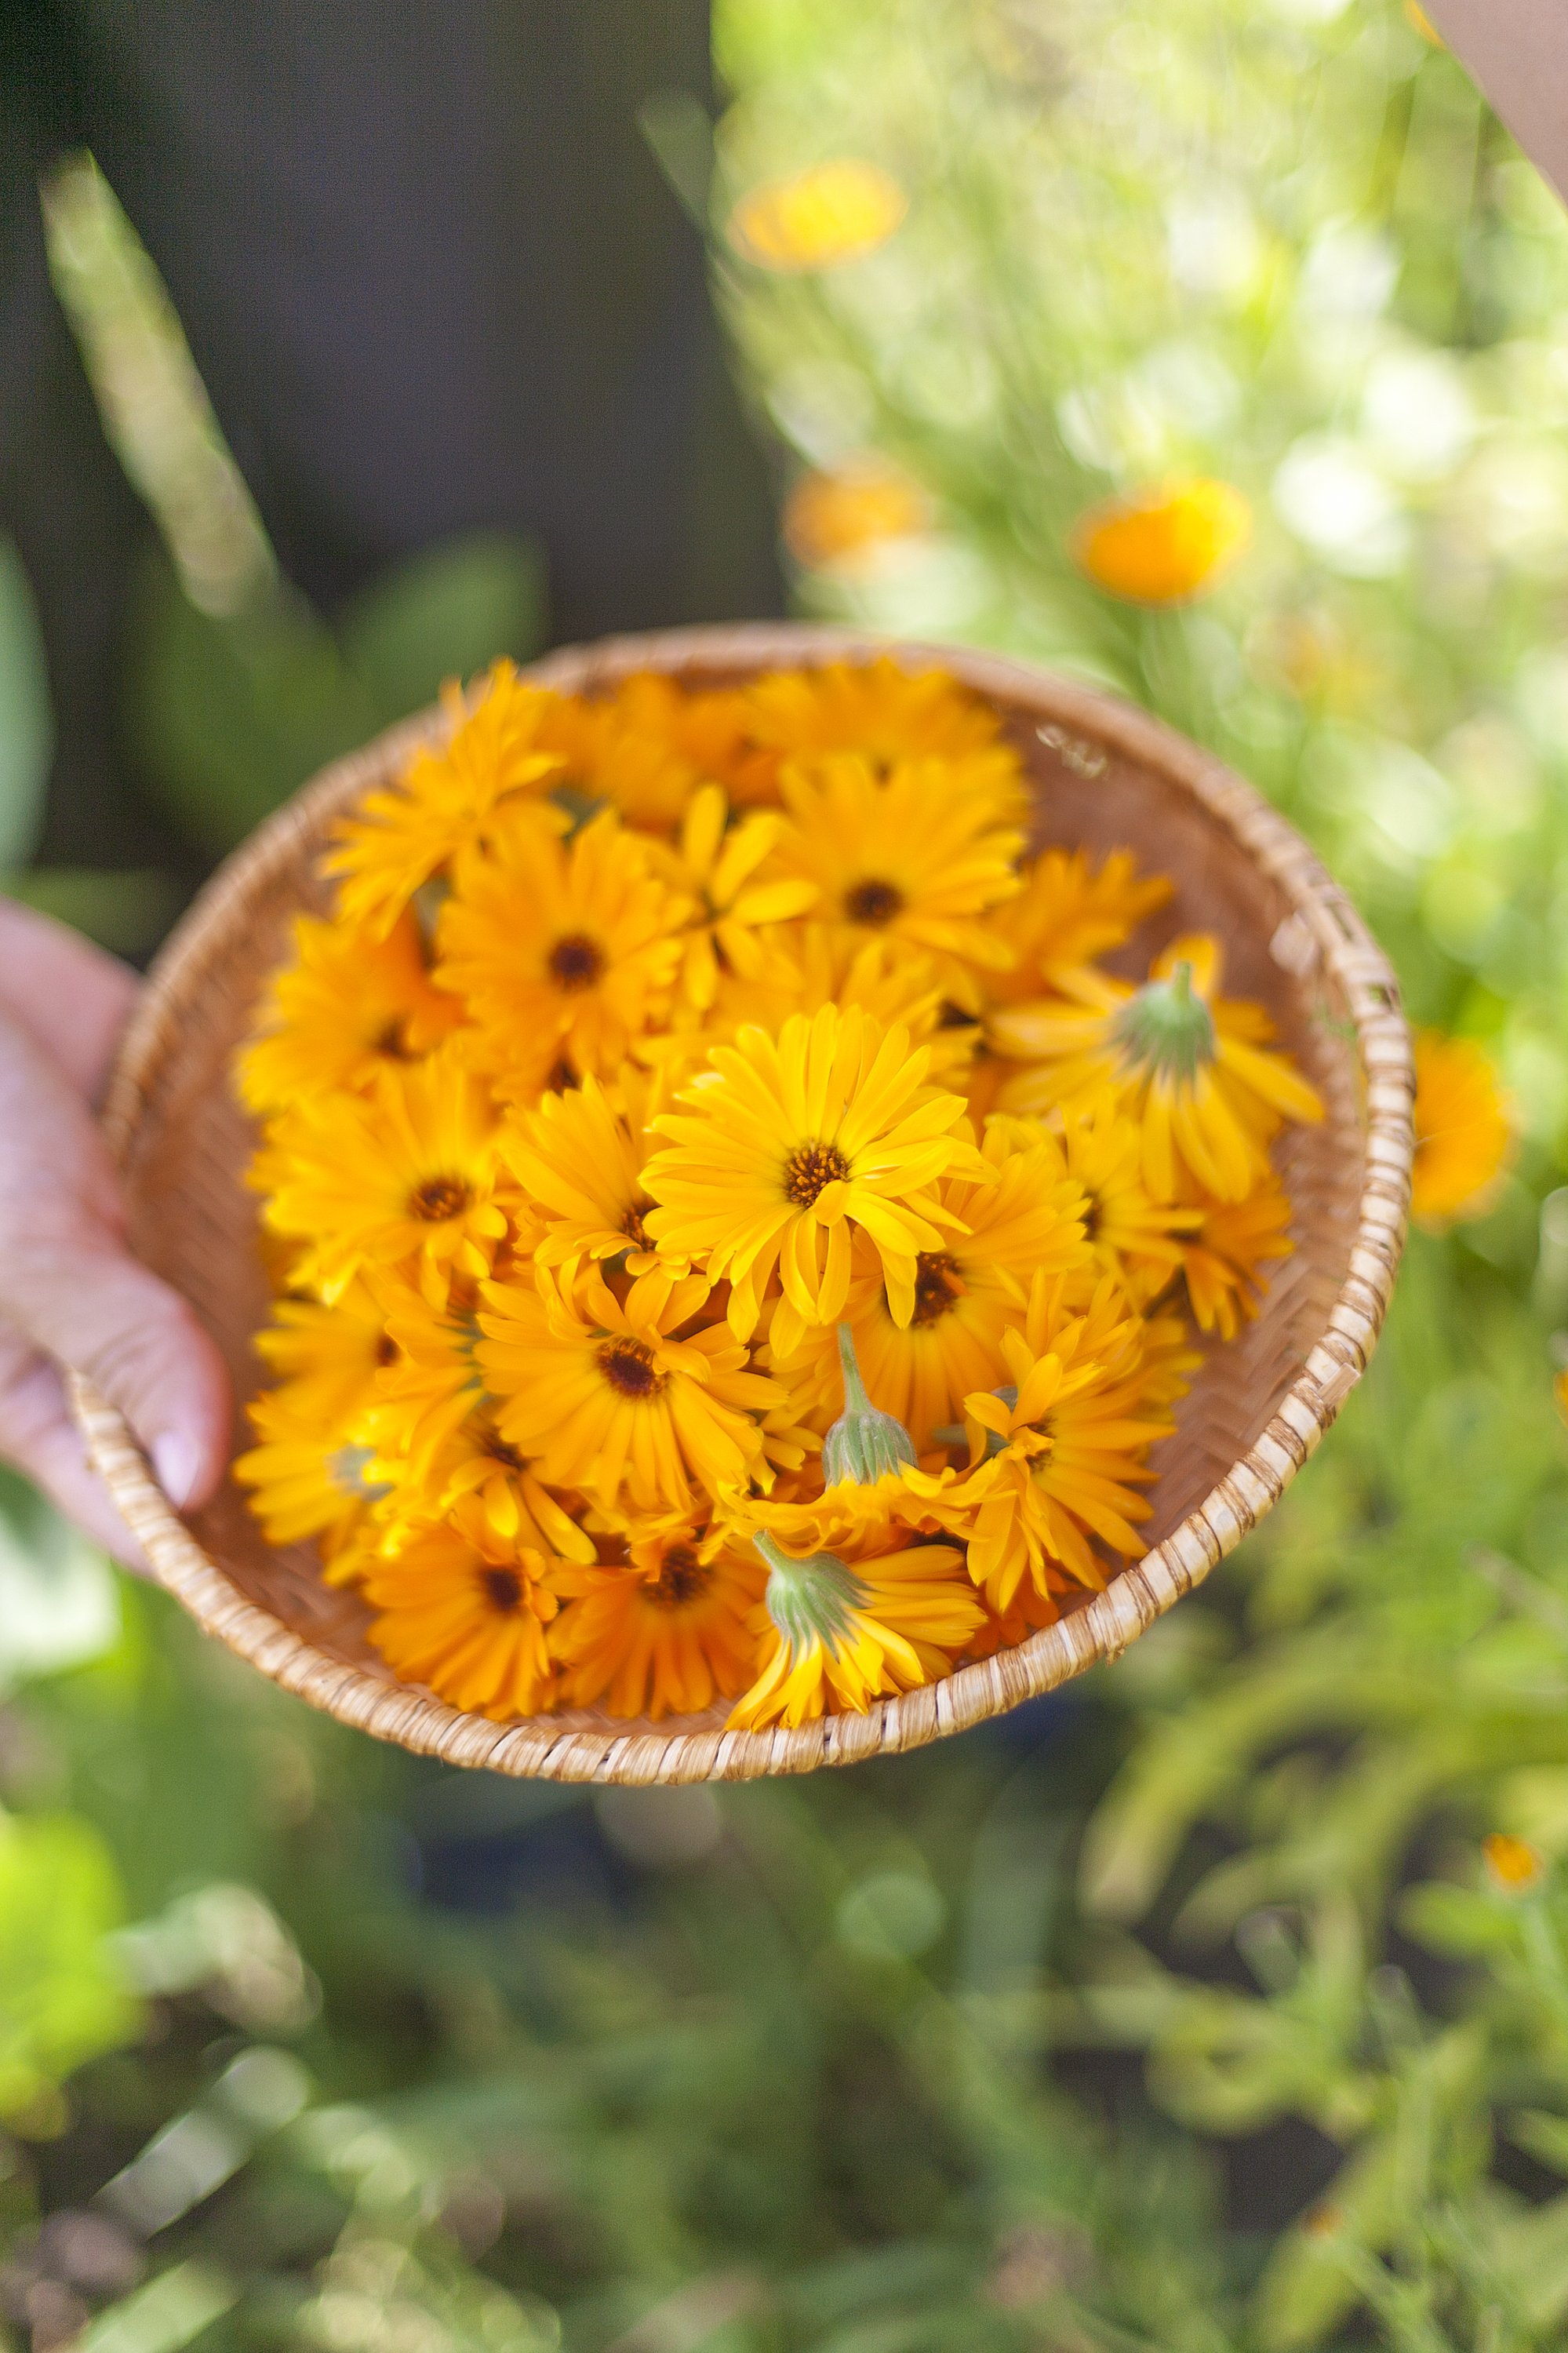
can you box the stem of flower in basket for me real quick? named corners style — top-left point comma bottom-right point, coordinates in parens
top-left (822, 1324), bottom-right (916, 1486)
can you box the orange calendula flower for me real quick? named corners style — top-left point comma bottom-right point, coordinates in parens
top-left (237, 909), bottom-right (464, 1115)
top-left (743, 657), bottom-right (1010, 776)
top-left (436, 805), bottom-right (687, 1092)
top-left (771, 1120), bottom-right (1090, 1452)
top-left (324, 662), bottom-right (566, 936)
top-left (987, 848), bottom-right (1173, 1006)
top-left (1410, 1030), bottom-right (1511, 1226)
top-left (477, 1262), bottom-right (784, 1514)
top-left (766, 752), bottom-right (1026, 975)
top-left (783, 463), bottom-right (929, 572)
top-left (653, 781), bottom-right (819, 1012)
top-left (233, 1382), bottom-right (393, 1587)
top-left (992, 934), bottom-right (1322, 1203)
top-left (1072, 479), bottom-right (1252, 606)
top-left (250, 1047), bottom-right (509, 1304)
top-left (249, 1278), bottom-right (402, 1430)
top-left (1178, 1171), bottom-right (1293, 1340)
top-left (550, 1517), bottom-right (765, 1720)
top-left (1482, 1831), bottom-right (1544, 1893)
top-left (643, 1003), bottom-right (994, 1351)
top-left (362, 1507), bottom-right (562, 1720)
top-left (727, 1526), bottom-right (984, 1730)
top-left (910, 1273), bottom-right (1178, 1608)
top-left (729, 159), bottom-right (908, 273)
top-left (500, 1076), bottom-right (665, 1280)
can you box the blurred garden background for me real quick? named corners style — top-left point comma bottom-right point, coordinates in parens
top-left (6, 0), bottom-right (1568, 2345)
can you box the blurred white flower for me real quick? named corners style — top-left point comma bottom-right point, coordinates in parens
top-left (1272, 436), bottom-right (1409, 574)
top-left (1167, 189), bottom-right (1261, 301)
top-left (1297, 224), bottom-right (1399, 324)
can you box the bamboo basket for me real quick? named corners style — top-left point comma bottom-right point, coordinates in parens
top-left (71, 625), bottom-right (1413, 1784)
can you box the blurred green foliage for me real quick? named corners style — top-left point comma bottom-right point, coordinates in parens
top-left (8, 2), bottom-right (1568, 2347)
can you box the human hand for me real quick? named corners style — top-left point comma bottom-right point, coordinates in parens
top-left (0, 899), bottom-right (230, 1570)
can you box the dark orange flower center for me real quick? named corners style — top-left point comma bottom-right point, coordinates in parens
top-left (480, 1566), bottom-right (522, 1613)
top-left (596, 1338), bottom-right (665, 1399)
top-left (937, 999), bottom-right (979, 1029)
top-left (409, 1174), bottom-right (473, 1223)
top-left (911, 1251), bottom-right (964, 1326)
top-left (548, 932), bottom-right (605, 992)
top-left (843, 877), bottom-right (904, 927)
top-left (372, 1016), bottom-right (413, 1059)
top-left (620, 1199), bottom-right (656, 1251)
top-left (375, 1332), bottom-right (401, 1368)
top-left (783, 1140), bottom-right (851, 1207)
top-left (481, 1430), bottom-right (526, 1470)
top-left (647, 1543), bottom-right (710, 1609)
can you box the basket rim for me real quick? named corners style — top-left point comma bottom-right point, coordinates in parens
top-left (72, 621), bottom-right (1413, 1784)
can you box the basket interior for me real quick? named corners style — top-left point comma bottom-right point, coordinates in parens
top-left (113, 645), bottom-right (1368, 1751)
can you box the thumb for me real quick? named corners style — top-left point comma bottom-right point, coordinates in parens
top-left (0, 1010), bottom-right (231, 1511)
top-left (29, 1244), bottom-right (232, 1510)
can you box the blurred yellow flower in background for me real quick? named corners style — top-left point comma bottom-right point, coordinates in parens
top-left (783, 463), bottom-right (929, 572)
top-left (729, 159), bottom-right (908, 271)
top-left (1072, 479), bottom-right (1252, 606)
top-left (1482, 1830), bottom-right (1544, 1893)
top-left (1409, 1031), bottom-right (1511, 1226)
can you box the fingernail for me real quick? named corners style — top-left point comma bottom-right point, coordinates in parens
top-left (151, 1430), bottom-right (201, 1510)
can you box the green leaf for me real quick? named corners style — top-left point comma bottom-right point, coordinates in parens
top-left (0, 1810), bottom-right (140, 2126)
top-left (340, 530), bottom-right (547, 729)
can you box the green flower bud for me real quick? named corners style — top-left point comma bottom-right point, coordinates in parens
top-left (1111, 959), bottom-right (1215, 1083)
top-left (823, 1324), bottom-right (917, 1485)
top-left (755, 1529), bottom-right (869, 1661)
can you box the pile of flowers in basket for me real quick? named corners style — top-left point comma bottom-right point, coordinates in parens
top-left (234, 657), bottom-right (1324, 1731)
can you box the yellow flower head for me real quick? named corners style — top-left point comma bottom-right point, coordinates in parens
top-left (744, 657), bottom-right (1011, 778)
top-left (1178, 1170), bottom-right (1293, 1340)
top-left (238, 909), bottom-right (465, 1116)
top-left (727, 1526), bottom-right (984, 1730)
top-left (766, 752), bottom-right (1027, 976)
top-left (643, 1003), bottom-right (994, 1350)
top-left (987, 848), bottom-right (1173, 1006)
top-left (550, 1516), bottom-right (766, 1720)
top-left (1410, 1030), bottom-right (1511, 1227)
top-left (478, 1262), bottom-right (784, 1515)
top-left (233, 1380), bottom-right (394, 1585)
top-left (715, 925), bottom-right (977, 1086)
top-left (909, 1273), bottom-right (1177, 1608)
top-left (324, 663), bottom-right (566, 935)
top-left (1483, 1831), bottom-right (1544, 1893)
top-left (1024, 1104), bottom-right (1198, 1304)
top-left (992, 934), bottom-right (1322, 1203)
top-left (249, 1047), bottom-right (509, 1303)
top-left (729, 159), bottom-right (908, 273)
top-left (783, 464), bottom-right (929, 573)
top-left (651, 782), bottom-right (820, 1013)
top-left (436, 806), bottom-right (687, 1092)
top-left (362, 1506), bottom-right (562, 1721)
top-left (250, 1278), bottom-right (402, 1430)
top-left (1072, 479), bottom-right (1252, 606)
top-left (772, 1120), bottom-right (1090, 1452)
top-left (499, 1074), bottom-right (667, 1280)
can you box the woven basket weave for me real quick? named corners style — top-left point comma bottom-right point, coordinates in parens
top-left (72, 624), bottom-right (1412, 1784)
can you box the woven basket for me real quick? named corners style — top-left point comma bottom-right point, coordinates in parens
top-left (72, 624), bottom-right (1412, 1784)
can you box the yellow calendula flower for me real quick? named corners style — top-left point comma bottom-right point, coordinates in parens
top-left (1072, 479), bottom-right (1252, 606)
top-left (766, 752), bottom-right (1026, 975)
top-left (1042, 1105), bottom-right (1198, 1306)
top-left (729, 159), bottom-right (908, 273)
top-left (773, 1121), bottom-right (1089, 1452)
top-left (911, 1273), bottom-right (1176, 1608)
top-left (250, 1279), bottom-right (402, 1429)
top-left (643, 1003), bottom-right (993, 1350)
top-left (1482, 1831), bottom-right (1544, 1893)
top-left (716, 926), bottom-right (977, 1085)
top-left (727, 1527), bottom-right (984, 1730)
top-left (1410, 1030), bottom-right (1511, 1226)
top-left (987, 848), bottom-right (1173, 1006)
top-left (324, 662), bottom-right (567, 936)
top-left (233, 1382), bottom-right (393, 1586)
top-left (652, 782), bottom-right (819, 1012)
top-left (783, 463), bottom-right (928, 572)
top-left (362, 1506), bottom-right (562, 1721)
top-left (237, 909), bottom-right (465, 1116)
top-left (498, 1074), bottom-right (668, 1280)
top-left (1178, 1171), bottom-right (1293, 1340)
top-left (478, 1262), bottom-right (784, 1515)
top-left (250, 1047), bottom-right (510, 1304)
top-left (743, 657), bottom-right (1011, 778)
top-left (550, 1517), bottom-right (765, 1721)
top-left (992, 934), bottom-right (1323, 1203)
top-left (436, 805), bottom-right (688, 1093)
top-left (595, 672), bottom-right (780, 818)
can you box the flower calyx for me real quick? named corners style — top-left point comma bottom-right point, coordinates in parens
top-left (1111, 959), bottom-right (1215, 1084)
top-left (755, 1528), bottom-right (869, 1661)
top-left (823, 1323), bottom-right (917, 1485)
top-left (934, 1383), bottom-right (1017, 1462)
